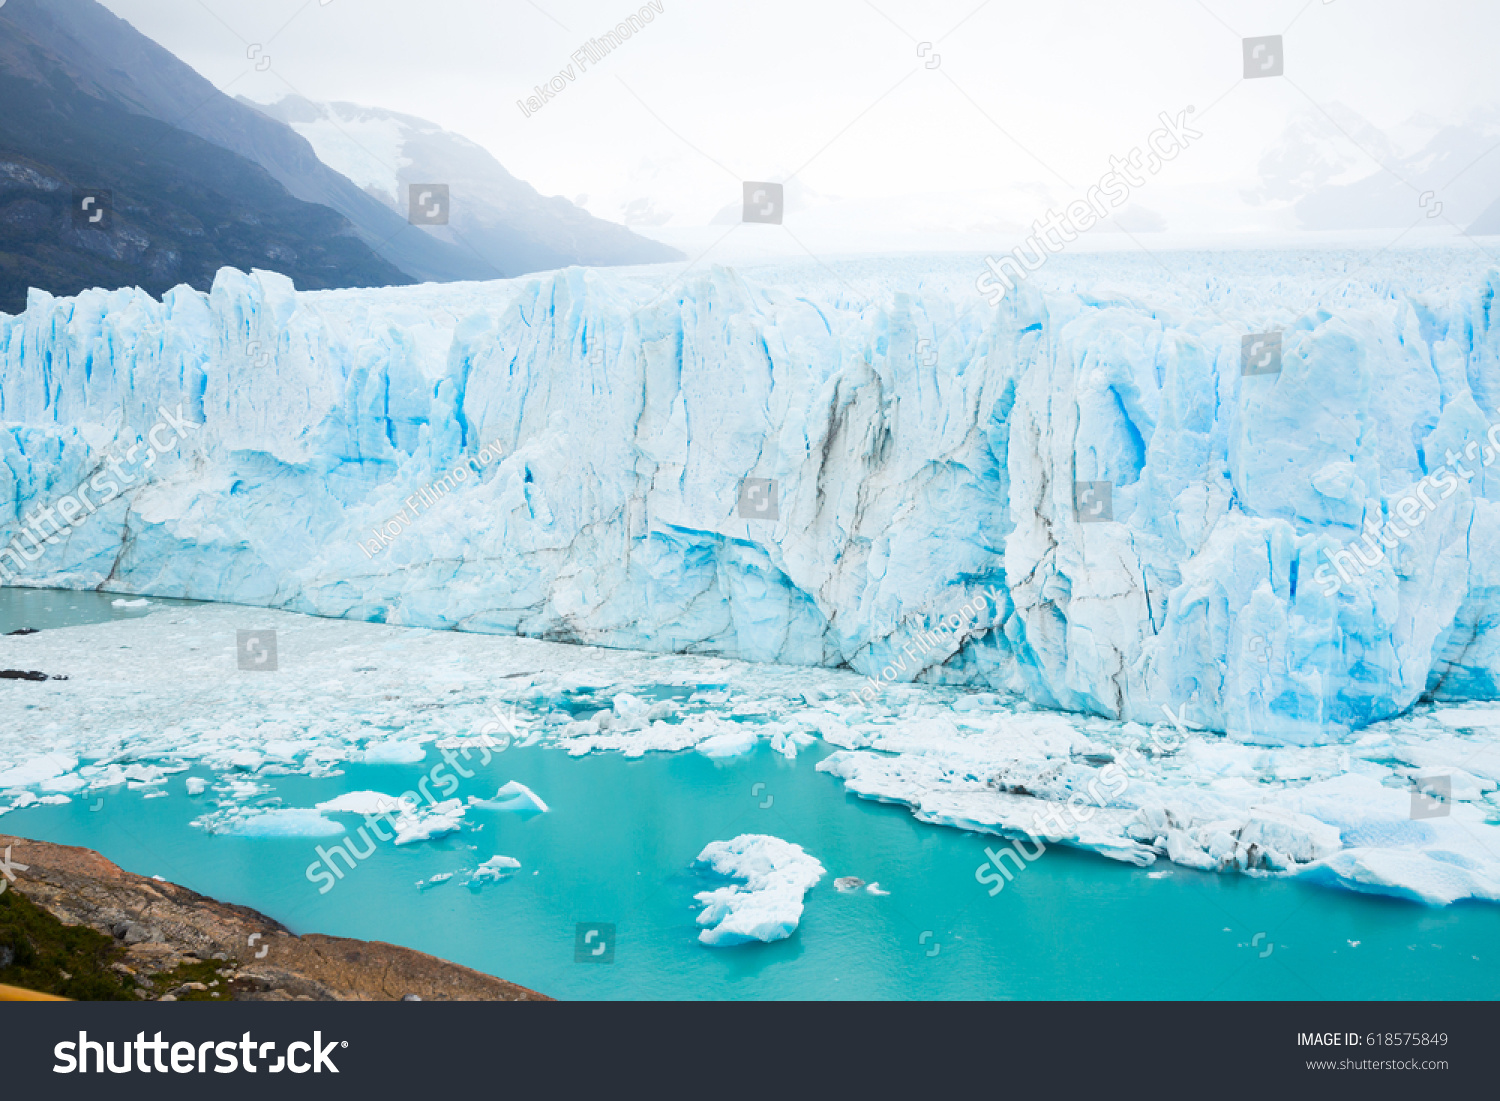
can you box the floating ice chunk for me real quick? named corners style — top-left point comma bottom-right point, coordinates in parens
top-left (470, 855), bottom-right (521, 883)
top-left (416, 873), bottom-right (454, 890)
top-left (39, 774), bottom-right (86, 793)
top-left (363, 740), bottom-right (428, 764)
top-left (1306, 848), bottom-right (1500, 906)
top-left (696, 726), bottom-right (759, 759)
top-left (261, 739), bottom-right (308, 763)
top-left (185, 778), bottom-right (207, 796)
top-left (391, 798), bottom-right (465, 845)
top-left (469, 781), bottom-right (549, 814)
top-left (693, 834), bottom-right (825, 946)
top-left (610, 693), bottom-right (652, 732)
top-left (0, 754), bottom-right (78, 788)
top-left (38, 794), bottom-right (70, 805)
top-left (126, 768), bottom-right (168, 792)
top-left (316, 790), bottom-right (406, 815)
top-left (866, 882), bottom-right (890, 896)
top-left (564, 712), bottom-right (753, 758)
top-left (769, 728), bottom-right (808, 759)
top-left (222, 809), bottom-right (347, 838)
top-left (834, 876), bottom-right (865, 892)
top-left (111, 598), bottom-right (150, 608)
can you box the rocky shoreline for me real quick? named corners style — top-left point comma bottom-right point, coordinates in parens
top-left (0, 834), bottom-right (550, 1001)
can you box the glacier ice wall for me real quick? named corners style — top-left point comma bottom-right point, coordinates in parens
top-left (1, 256), bottom-right (1498, 742)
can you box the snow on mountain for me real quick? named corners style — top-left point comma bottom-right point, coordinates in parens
top-left (242, 95), bottom-right (681, 275)
top-left (1, 250), bottom-right (1500, 748)
top-left (0, 0), bottom-right (499, 287)
top-left (1243, 102), bottom-right (1404, 209)
top-left (1250, 103), bottom-right (1500, 231)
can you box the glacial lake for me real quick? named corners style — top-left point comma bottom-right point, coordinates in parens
top-left (2, 589), bottom-right (1498, 1000)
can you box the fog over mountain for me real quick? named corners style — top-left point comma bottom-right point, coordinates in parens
top-left (242, 95), bottom-right (680, 277)
top-left (1246, 103), bottom-right (1500, 232)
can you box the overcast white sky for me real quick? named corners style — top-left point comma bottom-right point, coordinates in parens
top-left (97, 0), bottom-right (1500, 242)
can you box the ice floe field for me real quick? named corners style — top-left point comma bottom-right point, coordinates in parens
top-left (2, 597), bottom-right (1497, 911)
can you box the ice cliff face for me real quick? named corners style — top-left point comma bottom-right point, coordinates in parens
top-left (1, 253), bottom-right (1498, 742)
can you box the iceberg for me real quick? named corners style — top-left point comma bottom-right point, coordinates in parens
top-left (3, 254), bottom-right (1500, 741)
top-left (390, 798), bottom-right (466, 845)
top-left (469, 855), bottom-right (522, 883)
top-left (316, 790), bottom-right (406, 815)
top-left (469, 780), bottom-right (549, 814)
top-left (215, 808), bottom-right (347, 838)
top-left (284, 790), bottom-right (466, 844)
top-left (693, 834), bottom-right (825, 946)
top-left (0, 754), bottom-right (78, 788)
top-left (362, 741), bottom-right (429, 765)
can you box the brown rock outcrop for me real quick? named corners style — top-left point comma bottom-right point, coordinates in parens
top-left (0, 834), bottom-right (550, 1001)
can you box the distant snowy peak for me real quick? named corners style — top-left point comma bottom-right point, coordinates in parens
top-left (1246, 102), bottom-right (1403, 207)
top-left (240, 94), bottom-right (680, 275)
top-left (1250, 102), bottom-right (1500, 230)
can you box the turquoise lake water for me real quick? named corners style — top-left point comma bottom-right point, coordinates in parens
top-left (3, 590), bottom-right (1498, 1000)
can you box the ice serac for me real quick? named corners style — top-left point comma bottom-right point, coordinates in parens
top-left (1, 256), bottom-right (1499, 743)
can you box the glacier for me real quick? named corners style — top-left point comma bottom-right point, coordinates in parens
top-left (2, 250), bottom-right (1500, 746)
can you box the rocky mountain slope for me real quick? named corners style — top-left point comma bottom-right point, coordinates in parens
top-left (0, 0), bottom-right (495, 288)
top-left (0, 833), bottom-right (549, 1001)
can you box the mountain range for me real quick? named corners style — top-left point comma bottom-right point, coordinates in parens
top-left (0, 0), bottom-right (678, 314)
top-left (1247, 102), bottom-right (1500, 234)
top-left (243, 96), bottom-right (681, 276)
